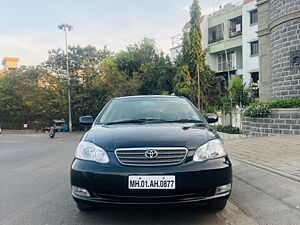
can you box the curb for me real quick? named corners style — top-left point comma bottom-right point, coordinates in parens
top-left (232, 156), bottom-right (300, 183)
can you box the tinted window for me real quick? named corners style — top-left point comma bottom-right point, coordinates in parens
top-left (250, 41), bottom-right (259, 56)
top-left (98, 97), bottom-right (202, 124)
top-left (250, 9), bottom-right (258, 24)
top-left (208, 24), bottom-right (224, 44)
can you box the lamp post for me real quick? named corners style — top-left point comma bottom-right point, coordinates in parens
top-left (58, 23), bottom-right (73, 132)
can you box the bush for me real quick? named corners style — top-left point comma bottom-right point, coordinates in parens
top-left (213, 125), bottom-right (240, 134)
top-left (244, 104), bottom-right (271, 117)
top-left (268, 99), bottom-right (300, 108)
top-left (250, 99), bottom-right (300, 109)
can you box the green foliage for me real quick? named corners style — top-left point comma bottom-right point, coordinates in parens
top-left (174, 65), bottom-right (195, 99)
top-left (188, 0), bottom-right (205, 76)
top-left (250, 99), bottom-right (300, 109)
top-left (229, 76), bottom-right (251, 107)
top-left (0, 68), bottom-right (67, 129)
top-left (244, 104), bottom-right (271, 117)
top-left (213, 125), bottom-right (240, 134)
top-left (175, 0), bottom-right (224, 108)
top-left (0, 39), bottom-right (181, 130)
top-left (202, 105), bottom-right (219, 113)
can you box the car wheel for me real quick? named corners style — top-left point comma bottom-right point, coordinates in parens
top-left (76, 202), bottom-right (96, 211)
top-left (207, 199), bottom-right (227, 211)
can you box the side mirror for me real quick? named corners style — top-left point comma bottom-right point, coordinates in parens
top-left (206, 113), bottom-right (218, 124)
top-left (79, 116), bottom-right (94, 125)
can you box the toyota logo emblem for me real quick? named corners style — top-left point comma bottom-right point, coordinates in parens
top-left (145, 149), bottom-right (158, 159)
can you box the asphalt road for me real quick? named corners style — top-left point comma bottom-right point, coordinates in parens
top-left (0, 133), bottom-right (299, 225)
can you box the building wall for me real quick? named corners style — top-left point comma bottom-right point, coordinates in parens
top-left (243, 108), bottom-right (300, 136)
top-left (257, 0), bottom-right (272, 101)
top-left (207, 3), bottom-right (243, 54)
top-left (2, 57), bottom-right (19, 71)
top-left (242, 0), bottom-right (259, 86)
top-left (170, 1), bottom-right (260, 88)
top-left (269, 0), bottom-right (300, 100)
top-left (257, 0), bottom-right (300, 101)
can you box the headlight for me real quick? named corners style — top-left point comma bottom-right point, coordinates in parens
top-left (193, 139), bottom-right (226, 162)
top-left (75, 141), bottom-right (109, 163)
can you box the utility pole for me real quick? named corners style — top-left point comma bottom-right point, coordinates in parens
top-left (197, 65), bottom-right (200, 111)
top-left (58, 23), bottom-right (73, 132)
top-left (222, 23), bottom-right (232, 125)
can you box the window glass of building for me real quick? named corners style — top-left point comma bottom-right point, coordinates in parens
top-left (250, 41), bottom-right (259, 56)
top-left (250, 9), bottom-right (258, 25)
top-left (229, 16), bottom-right (242, 37)
top-left (208, 24), bottom-right (224, 43)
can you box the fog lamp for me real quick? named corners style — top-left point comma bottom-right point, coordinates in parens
top-left (72, 186), bottom-right (90, 197)
top-left (215, 183), bottom-right (231, 195)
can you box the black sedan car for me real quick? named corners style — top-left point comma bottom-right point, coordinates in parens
top-left (71, 96), bottom-right (232, 211)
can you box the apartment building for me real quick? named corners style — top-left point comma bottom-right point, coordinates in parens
top-left (1, 57), bottom-right (19, 72)
top-left (170, 0), bottom-right (259, 89)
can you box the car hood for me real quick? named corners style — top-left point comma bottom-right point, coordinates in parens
top-left (83, 123), bottom-right (219, 151)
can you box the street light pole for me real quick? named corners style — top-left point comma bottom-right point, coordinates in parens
top-left (58, 23), bottom-right (73, 132)
top-left (197, 65), bottom-right (200, 111)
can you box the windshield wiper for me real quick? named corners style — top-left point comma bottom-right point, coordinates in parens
top-left (104, 119), bottom-right (167, 125)
top-left (165, 119), bottom-right (204, 123)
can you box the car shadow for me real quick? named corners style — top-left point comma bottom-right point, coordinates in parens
top-left (74, 204), bottom-right (224, 225)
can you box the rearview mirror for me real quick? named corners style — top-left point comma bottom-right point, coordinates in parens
top-left (206, 113), bottom-right (218, 124)
top-left (79, 116), bottom-right (94, 125)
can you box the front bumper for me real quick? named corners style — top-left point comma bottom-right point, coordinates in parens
top-left (70, 156), bottom-right (232, 205)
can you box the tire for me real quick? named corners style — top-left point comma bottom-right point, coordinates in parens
top-left (207, 199), bottom-right (227, 211)
top-left (76, 202), bottom-right (96, 211)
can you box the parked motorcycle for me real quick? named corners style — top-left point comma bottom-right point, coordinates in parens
top-left (49, 126), bottom-right (55, 139)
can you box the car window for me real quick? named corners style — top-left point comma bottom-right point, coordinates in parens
top-left (97, 97), bottom-right (202, 124)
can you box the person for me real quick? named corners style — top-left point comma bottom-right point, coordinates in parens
top-left (49, 125), bottom-right (55, 138)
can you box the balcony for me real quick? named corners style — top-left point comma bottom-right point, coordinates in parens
top-left (229, 16), bottom-right (242, 38)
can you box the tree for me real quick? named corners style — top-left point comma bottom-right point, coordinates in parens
top-left (114, 38), bottom-right (176, 95)
top-left (115, 38), bottom-right (156, 77)
top-left (43, 45), bottom-right (112, 129)
top-left (0, 68), bottom-right (67, 130)
top-left (174, 65), bottom-right (195, 100)
top-left (93, 58), bottom-right (140, 105)
top-left (175, 0), bottom-right (222, 109)
top-left (229, 76), bottom-right (250, 107)
top-left (188, 0), bottom-right (205, 77)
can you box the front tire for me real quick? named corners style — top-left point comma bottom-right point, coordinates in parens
top-left (207, 199), bottom-right (227, 211)
top-left (76, 202), bottom-right (96, 211)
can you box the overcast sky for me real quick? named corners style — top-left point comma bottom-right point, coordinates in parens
top-left (0, 0), bottom-right (238, 66)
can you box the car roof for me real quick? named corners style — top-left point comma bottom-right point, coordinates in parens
top-left (113, 95), bottom-right (182, 100)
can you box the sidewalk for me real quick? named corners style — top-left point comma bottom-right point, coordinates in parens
top-left (225, 135), bottom-right (300, 178)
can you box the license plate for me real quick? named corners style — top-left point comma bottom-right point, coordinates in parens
top-left (128, 175), bottom-right (175, 189)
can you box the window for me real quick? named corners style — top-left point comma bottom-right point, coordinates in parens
top-left (217, 52), bottom-right (235, 72)
top-left (250, 9), bottom-right (258, 24)
top-left (208, 24), bottom-right (224, 44)
top-left (251, 72), bottom-right (259, 83)
top-left (250, 41), bottom-right (259, 56)
top-left (229, 16), bottom-right (242, 38)
top-left (98, 97), bottom-right (202, 124)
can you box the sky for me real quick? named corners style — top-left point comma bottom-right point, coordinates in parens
top-left (0, 0), bottom-right (238, 66)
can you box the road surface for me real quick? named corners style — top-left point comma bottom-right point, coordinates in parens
top-left (0, 133), bottom-right (299, 225)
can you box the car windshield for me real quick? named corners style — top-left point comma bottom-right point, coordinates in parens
top-left (98, 97), bottom-right (203, 125)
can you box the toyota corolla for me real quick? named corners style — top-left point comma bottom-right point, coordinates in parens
top-left (71, 95), bottom-right (232, 211)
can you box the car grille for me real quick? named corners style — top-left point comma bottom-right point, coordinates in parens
top-left (115, 147), bottom-right (188, 166)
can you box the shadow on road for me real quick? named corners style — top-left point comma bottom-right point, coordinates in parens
top-left (73, 204), bottom-right (223, 225)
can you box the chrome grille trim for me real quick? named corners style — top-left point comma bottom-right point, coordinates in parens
top-left (115, 147), bottom-right (188, 167)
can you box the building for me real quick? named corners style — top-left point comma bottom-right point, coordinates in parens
top-left (170, 15), bottom-right (209, 61)
top-left (170, 0), bottom-right (259, 91)
top-left (1, 57), bottom-right (19, 72)
top-left (257, 0), bottom-right (300, 101)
